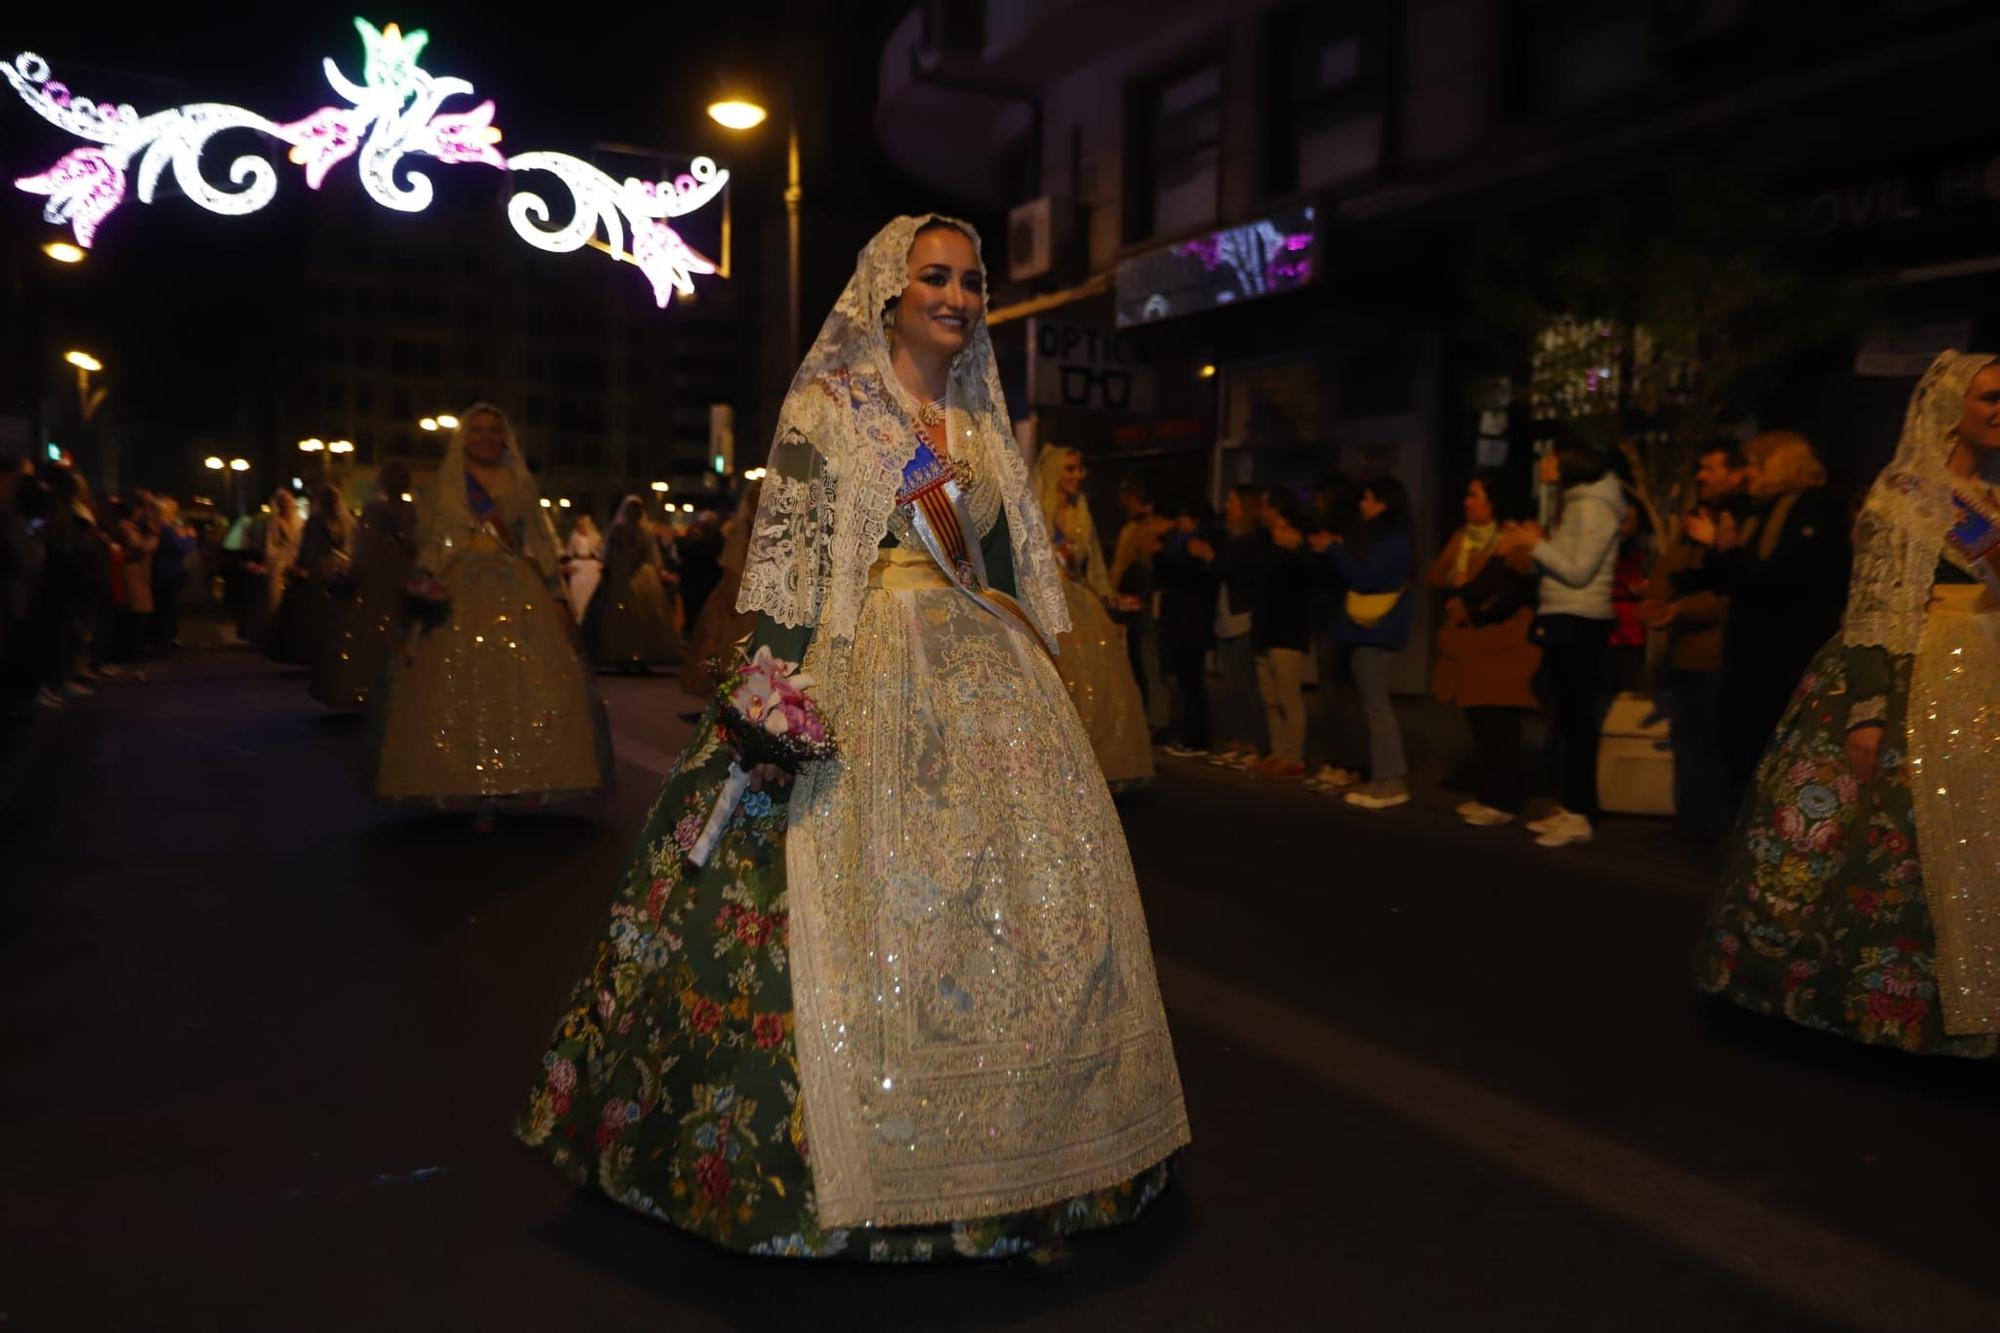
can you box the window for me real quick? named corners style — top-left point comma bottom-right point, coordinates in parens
top-left (1266, 2), bottom-right (1390, 195)
top-left (323, 381), bottom-right (344, 412)
top-left (1126, 56), bottom-right (1223, 242)
top-left (420, 344), bottom-right (442, 375)
top-left (353, 333), bottom-right (376, 368)
top-left (391, 341), bottom-right (413, 375)
top-left (391, 430), bottom-right (413, 457)
top-left (392, 386), bottom-right (413, 420)
top-left (355, 381), bottom-right (375, 414)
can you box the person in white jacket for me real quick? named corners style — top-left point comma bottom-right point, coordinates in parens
top-left (1499, 441), bottom-right (1628, 847)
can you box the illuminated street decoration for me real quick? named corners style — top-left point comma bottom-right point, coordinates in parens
top-left (1, 19), bottom-right (726, 307)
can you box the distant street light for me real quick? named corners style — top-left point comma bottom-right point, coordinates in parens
top-left (706, 99), bottom-right (768, 131)
top-left (680, 503), bottom-right (694, 513)
top-left (298, 438), bottom-right (325, 453)
top-left (539, 497), bottom-right (552, 508)
top-left (42, 240), bottom-right (85, 264)
top-left (420, 417), bottom-right (438, 431)
top-left (436, 413), bottom-right (459, 430)
top-left (228, 458), bottom-right (250, 472)
top-left (204, 456), bottom-right (225, 470)
top-left (328, 440), bottom-right (354, 454)
top-left (558, 497), bottom-right (572, 509)
top-left (649, 480), bottom-right (670, 493)
top-left (64, 349), bottom-right (102, 372)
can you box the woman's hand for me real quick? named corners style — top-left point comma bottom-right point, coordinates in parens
top-left (1683, 511), bottom-right (1717, 547)
top-left (1846, 723), bottom-right (1886, 783)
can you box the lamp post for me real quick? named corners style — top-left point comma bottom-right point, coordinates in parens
top-left (64, 349), bottom-right (107, 423)
top-left (708, 93), bottom-right (800, 363)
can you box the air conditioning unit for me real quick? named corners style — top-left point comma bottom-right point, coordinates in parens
top-left (1007, 196), bottom-right (1078, 283)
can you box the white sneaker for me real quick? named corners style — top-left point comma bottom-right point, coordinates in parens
top-left (1534, 812), bottom-right (1594, 847)
top-left (1525, 807), bottom-right (1573, 835)
top-left (1308, 766), bottom-right (1360, 792)
top-left (1161, 744), bottom-right (1208, 759)
top-left (1461, 803), bottom-right (1516, 827)
top-left (1454, 799), bottom-right (1481, 817)
top-left (1344, 779), bottom-right (1410, 810)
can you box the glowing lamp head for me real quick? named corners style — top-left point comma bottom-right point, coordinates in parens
top-left (299, 438), bottom-right (324, 452)
top-left (204, 456), bottom-right (225, 471)
top-left (539, 497), bottom-right (551, 508)
top-left (558, 497), bottom-right (571, 508)
top-left (681, 503), bottom-right (694, 513)
top-left (400, 492), bottom-right (414, 502)
top-left (649, 480), bottom-right (669, 493)
top-left (707, 100), bottom-right (769, 131)
top-left (1198, 364), bottom-right (1218, 379)
top-left (436, 414), bottom-right (460, 430)
top-left (229, 458), bottom-right (250, 472)
top-left (419, 417), bottom-right (438, 431)
top-left (43, 241), bottom-right (86, 264)
top-left (329, 440), bottom-right (354, 454)
top-left (64, 350), bottom-right (103, 373)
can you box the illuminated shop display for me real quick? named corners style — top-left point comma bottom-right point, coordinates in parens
top-left (1114, 204), bottom-right (1316, 328)
top-left (2, 18), bottom-right (727, 307)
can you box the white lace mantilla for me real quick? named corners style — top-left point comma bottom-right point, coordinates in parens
top-left (735, 214), bottom-right (1067, 647)
top-left (1844, 352), bottom-right (1999, 655)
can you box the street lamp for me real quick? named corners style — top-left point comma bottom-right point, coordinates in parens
top-left (204, 456), bottom-right (225, 471)
top-left (43, 240), bottom-right (85, 264)
top-left (228, 458), bottom-right (249, 472)
top-left (708, 91), bottom-right (801, 361)
top-left (650, 480), bottom-right (670, 494)
top-left (420, 417), bottom-right (438, 432)
top-left (298, 438), bottom-right (325, 453)
top-left (64, 349), bottom-right (107, 423)
top-left (329, 439), bottom-right (353, 454)
top-left (558, 497), bottom-right (572, 509)
top-left (419, 413), bottom-right (460, 432)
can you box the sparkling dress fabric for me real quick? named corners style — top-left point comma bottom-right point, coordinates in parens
top-left (311, 495), bottom-right (416, 709)
top-left (374, 450), bottom-right (609, 806)
top-left (785, 544), bottom-right (1185, 1228)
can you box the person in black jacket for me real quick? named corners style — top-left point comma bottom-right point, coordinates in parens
top-left (1251, 490), bottom-right (1317, 779)
top-left (1675, 430), bottom-right (1848, 807)
top-left (1154, 496), bottom-right (1220, 757)
top-left (1199, 484), bottom-right (1272, 769)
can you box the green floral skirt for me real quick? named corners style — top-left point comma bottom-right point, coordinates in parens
top-left (1694, 637), bottom-right (2000, 1059)
top-left (517, 710), bottom-right (1172, 1260)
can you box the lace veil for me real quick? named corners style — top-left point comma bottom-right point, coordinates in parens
top-left (1843, 351), bottom-right (1998, 654)
top-left (417, 402), bottom-right (563, 583)
top-left (735, 214), bottom-right (1068, 645)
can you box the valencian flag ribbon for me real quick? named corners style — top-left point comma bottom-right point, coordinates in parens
top-left (1948, 489), bottom-right (2000, 596)
top-left (897, 428), bottom-right (1056, 657)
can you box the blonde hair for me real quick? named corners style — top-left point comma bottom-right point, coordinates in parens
top-left (1032, 444), bottom-right (1083, 531)
top-left (1745, 430), bottom-right (1826, 497)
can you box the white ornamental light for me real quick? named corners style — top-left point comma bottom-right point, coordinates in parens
top-left (2, 18), bottom-right (728, 308)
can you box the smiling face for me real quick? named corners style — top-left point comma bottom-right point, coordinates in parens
top-left (890, 225), bottom-right (983, 363)
top-left (1958, 363), bottom-right (2000, 454)
top-left (462, 409), bottom-right (507, 466)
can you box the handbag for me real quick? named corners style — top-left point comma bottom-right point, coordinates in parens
top-left (1345, 587), bottom-right (1404, 629)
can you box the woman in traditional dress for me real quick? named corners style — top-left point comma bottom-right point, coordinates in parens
top-left (563, 513), bottom-right (603, 624)
top-left (310, 463), bottom-right (416, 709)
top-left (270, 483), bottom-right (352, 666)
top-left (373, 405), bottom-right (610, 828)
top-left (520, 216), bottom-right (1189, 1261)
top-left (238, 490), bottom-right (300, 647)
top-left (1695, 351), bottom-right (2000, 1057)
top-left (680, 479), bottom-right (762, 700)
top-left (1033, 444), bottom-right (1155, 789)
top-left (588, 495), bottom-right (682, 673)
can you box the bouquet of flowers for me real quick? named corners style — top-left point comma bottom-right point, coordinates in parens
top-left (687, 645), bottom-right (836, 866)
top-left (402, 574), bottom-right (452, 631)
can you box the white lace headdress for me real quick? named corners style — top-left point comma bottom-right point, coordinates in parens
top-left (418, 401), bottom-right (562, 582)
top-left (734, 214), bottom-right (1068, 645)
top-left (1843, 351), bottom-right (1998, 655)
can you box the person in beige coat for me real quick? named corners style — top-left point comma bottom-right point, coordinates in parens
top-left (1431, 472), bottom-right (1541, 826)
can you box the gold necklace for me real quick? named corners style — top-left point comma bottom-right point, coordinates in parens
top-left (914, 396), bottom-right (946, 429)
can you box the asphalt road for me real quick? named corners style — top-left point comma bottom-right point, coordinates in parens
top-left (5, 638), bottom-right (1999, 1332)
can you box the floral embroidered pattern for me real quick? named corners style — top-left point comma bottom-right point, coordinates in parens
top-left (1695, 638), bottom-right (2000, 1058)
